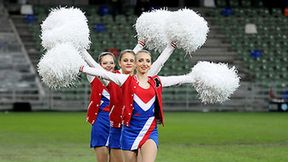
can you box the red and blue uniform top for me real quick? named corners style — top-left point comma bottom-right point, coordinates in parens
top-left (106, 70), bottom-right (123, 128)
top-left (121, 75), bottom-right (164, 127)
top-left (86, 77), bottom-right (110, 125)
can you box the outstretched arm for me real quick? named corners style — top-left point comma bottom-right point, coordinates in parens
top-left (80, 66), bottom-right (129, 86)
top-left (148, 42), bottom-right (176, 76)
top-left (80, 50), bottom-right (102, 68)
top-left (80, 50), bottom-right (104, 83)
top-left (133, 40), bottom-right (145, 53)
top-left (159, 74), bottom-right (194, 88)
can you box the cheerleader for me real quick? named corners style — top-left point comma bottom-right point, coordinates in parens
top-left (109, 42), bottom-right (144, 162)
top-left (80, 47), bottom-right (190, 162)
top-left (108, 49), bottom-right (135, 162)
top-left (84, 48), bottom-right (137, 162)
top-left (83, 41), bottom-right (176, 162)
top-left (86, 52), bottom-right (117, 162)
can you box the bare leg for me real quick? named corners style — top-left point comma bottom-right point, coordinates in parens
top-left (140, 139), bottom-right (157, 162)
top-left (94, 146), bottom-right (109, 162)
top-left (123, 150), bottom-right (137, 162)
top-left (110, 149), bottom-right (124, 162)
top-left (137, 148), bottom-right (142, 162)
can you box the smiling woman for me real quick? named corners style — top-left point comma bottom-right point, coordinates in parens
top-left (86, 52), bottom-right (116, 162)
top-left (77, 39), bottom-right (155, 162)
top-left (80, 48), bottom-right (198, 162)
top-left (97, 52), bottom-right (116, 72)
top-left (135, 50), bottom-right (152, 75)
top-left (118, 49), bottom-right (136, 75)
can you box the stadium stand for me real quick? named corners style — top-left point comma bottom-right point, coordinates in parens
top-left (0, 4), bottom-right (45, 111)
top-left (207, 6), bottom-right (288, 111)
top-left (1, 1), bottom-right (287, 111)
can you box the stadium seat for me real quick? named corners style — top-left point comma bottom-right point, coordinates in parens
top-left (18, 5), bottom-right (288, 111)
top-left (93, 23), bottom-right (106, 32)
top-left (284, 7), bottom-right (288, 16)
top-left (98, 5), bottom-right (110, 16)
top-left (221, 7), bottom-right (233, 16)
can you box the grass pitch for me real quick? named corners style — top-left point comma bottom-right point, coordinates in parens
top-left (0, 112), bottom-right (287, 162)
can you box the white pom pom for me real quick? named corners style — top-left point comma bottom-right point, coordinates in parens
top-left (135, 9), bottom-right (171, 52)
top-left (37, 43), bottom-right (85, 89)
top-left (165, 8), bottom-right (209, 54)
top-left (41, 7), bottom-right (90, 50)
top-left (189, 61), bottom-right (240, 104)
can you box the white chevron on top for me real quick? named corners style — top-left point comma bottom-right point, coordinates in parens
top-left (133, 94), bottom-right (155, 111)
top-left (102, 89), bottom-right (110, 100)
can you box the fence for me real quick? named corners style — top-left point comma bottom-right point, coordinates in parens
top-left (0, 81), bottom-right (275, 112)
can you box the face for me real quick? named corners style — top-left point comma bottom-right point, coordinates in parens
top-left (135, 52), bottom-right (151, 74)
top-left (100, 55), bottom-right (115, 72)
top-left (118, 52), bottom-right (135, 74)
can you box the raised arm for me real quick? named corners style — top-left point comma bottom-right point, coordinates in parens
top-left (80, 50), bottom-right (102, 68)
top-left (80, 66), bottom-right (129, 86)
top-left (159, 74), bottom-right (194, 88)
top-left (80, 50), bottom-right (103, 83)
top-left (148, 42), bottom-right (176, 76)
top-left (133, 40), bottom-right (145, 53)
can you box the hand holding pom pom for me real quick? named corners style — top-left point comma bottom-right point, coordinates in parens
top-left (165, 8), bottom-right (209, 54)
top-left (79, 65), bottom-right (84, 72)
top-left (37, 43), bottom-right (86, 89)
top-left (135, 9), bottom-right (171, 52)
top-left (189, 61), bottom-right (240, 103)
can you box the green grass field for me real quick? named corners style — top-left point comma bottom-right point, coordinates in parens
top-left (0, 112), bottom-right (287, 162)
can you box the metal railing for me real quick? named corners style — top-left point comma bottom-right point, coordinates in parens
top-left (0, 81), bottom-right (277, 112)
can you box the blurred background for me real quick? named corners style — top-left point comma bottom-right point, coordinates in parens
top-left (1, 0), bottom-right (288, 112)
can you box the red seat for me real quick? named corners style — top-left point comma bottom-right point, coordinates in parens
top-left (284, 7), bottom-right (288, 16)
top-left (107, 48), bottom-right (119, 58)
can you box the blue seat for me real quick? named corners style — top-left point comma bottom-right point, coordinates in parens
top-left (250, 49), bottom-right (262, 59)
top-left (93, 23), bottom-right (106, 32)
top-left (98, 5), bottom-right (110, 16)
